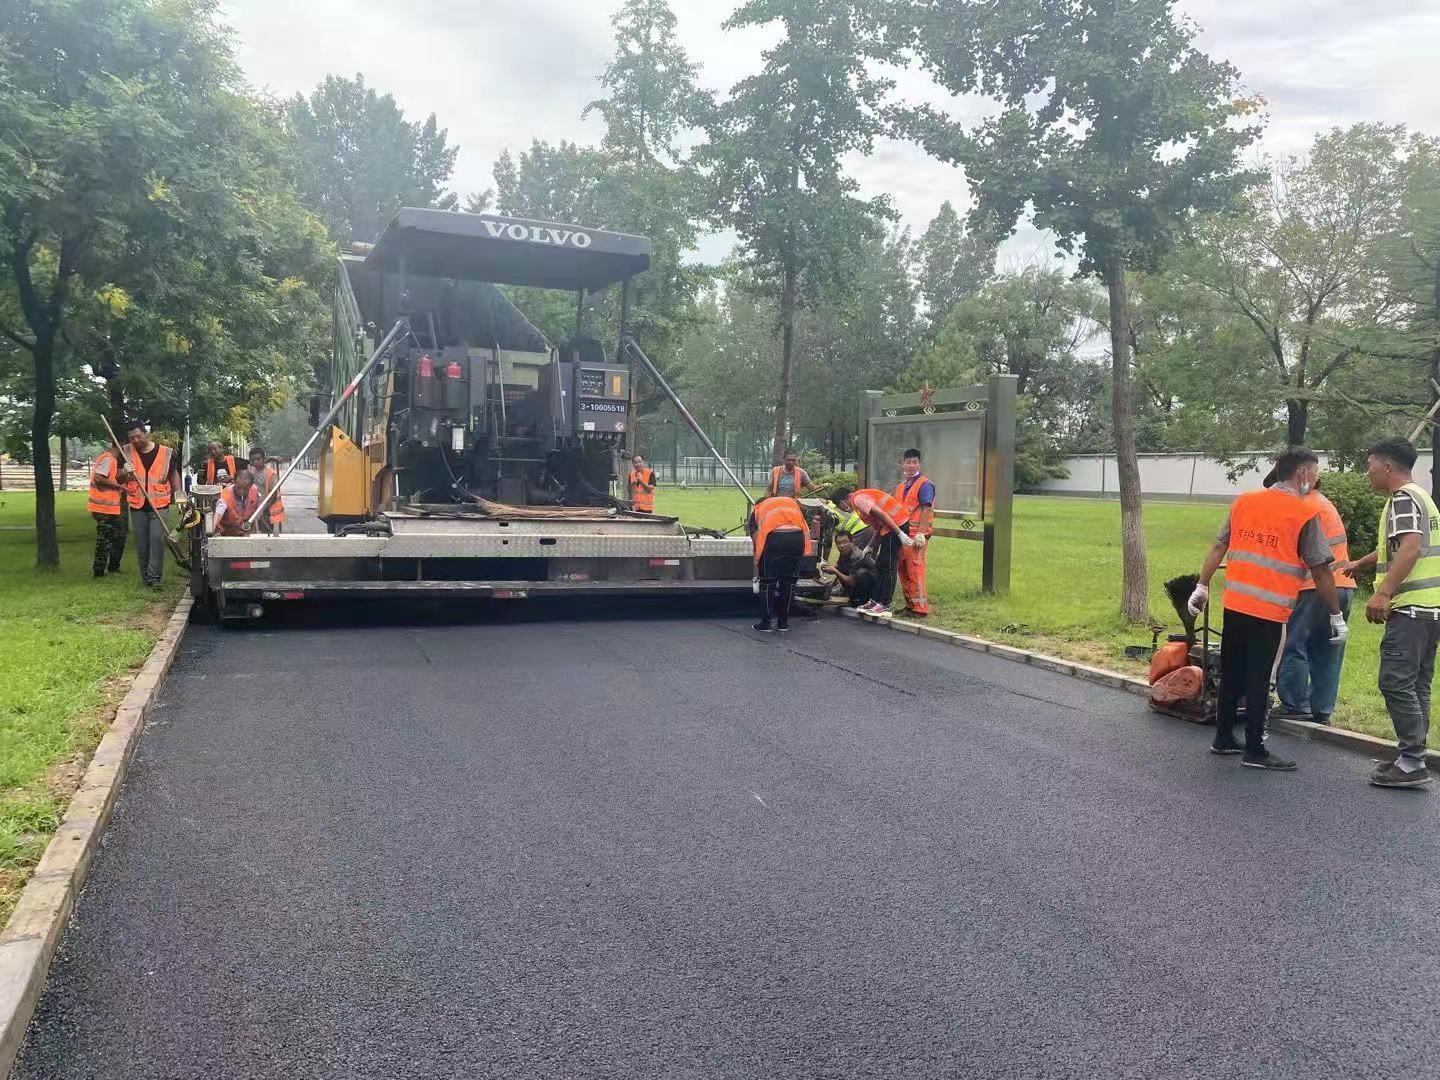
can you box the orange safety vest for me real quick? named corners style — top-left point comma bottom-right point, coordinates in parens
top-left (215, 483), bottom-right (261, 536)
top-left (629, 468), bottom-right (655, 512)
top-left (752, 496), bottom-right (814, 565)
top-left (259, 464), bottom-right (285, 522)
top-left (894, 473), bottom-right (934, 537)
top-left (203, 455), bottom-right (236, 485)
top-left (1222, 487), bottom-right (1320, 623)
top-left (852, 488), bottom-right (911, 536)
top-left (768, 465), bottom-right (806, 497)
top-left (1300, 491), bottom-right (1355, 591)
top-left (125, 444), bottom-right (174, 511)
top-left (86, 449), bottom-right (124, 516)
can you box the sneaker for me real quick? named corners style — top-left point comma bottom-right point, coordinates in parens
top-left (874, 607), bottom-right (894, 619)
top-left (857, 602), bottom-right (882, 615)
top-left (1370, 761), bottom-right (1434, 788)
top-left (1311, 713), bottom-right (1332, 726)
top-left (776, 622), bottom-right (790, 633)
top-left (1210, 741), bottom-right (1244, 756)
top-left (1242, 752), bottom-right (1297, 772)
top-left (751, 621), bottom-right (774, 633)
top-left (93, 570), bottom-right (106, 579)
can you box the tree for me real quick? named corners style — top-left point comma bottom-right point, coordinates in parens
top-left (913, 200), bottom-right (996, 334)
top-left (1175, 124), bottom-right (1413, 447)
top-left (286, 74), bottom-right (458, 244)
top-left (1387, 134), bottom-right (1440, 492)
top-left (585, 0), bottom-right (708, 166)
top-left (698, 0), bottom-right (899, 465)
top-left (904, 0), bottom-right (1263, 621)
top-left (0, 0), bottom-right (332, 569)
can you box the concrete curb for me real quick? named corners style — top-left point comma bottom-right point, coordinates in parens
top-left (828, 605), bottom-right (1412, 765)
top-left (0, 593), bottom-right (192, 1073)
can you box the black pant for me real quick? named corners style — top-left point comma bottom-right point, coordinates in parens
top-left (1217, 607), bottom-right (1285, 754)
top-left (759, 529), bottom-right (806, 626)
top-left (872, 530), bottom-right (904, 608)
top-left (846, 569), bottom-right (877, 607)
top-left (92, 509), bottom-right (127, 575)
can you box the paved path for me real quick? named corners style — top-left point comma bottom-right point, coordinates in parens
top-left (14, 609), bottom-right (1440, 1079)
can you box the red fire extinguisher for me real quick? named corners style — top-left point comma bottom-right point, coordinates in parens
top-left (443, 357), bottom-right (465, 410)
top-left (415, 352), bottom-right (436, 406)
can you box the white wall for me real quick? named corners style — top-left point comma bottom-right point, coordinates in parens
top-left (1037, 452), bottom-right (1437, 501)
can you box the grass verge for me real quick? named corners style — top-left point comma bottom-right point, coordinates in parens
top-left (0, 491), bottom-right (180, 920)
top-left (655, 486), bottom-right (1413, 748)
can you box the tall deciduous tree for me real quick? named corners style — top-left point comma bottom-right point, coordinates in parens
top-left (287, 74), bottom-right (458, 244)
top-left (1176, 124), bottom-right (1412, 447)
top-left (913, 200), bottom-right (996, 335)
top-left (585, 0), bottom-right (708, 166)
top-left (904, 0), bottom-right (1262, 621)
top-left (698, 0), bottom-right (898, 465)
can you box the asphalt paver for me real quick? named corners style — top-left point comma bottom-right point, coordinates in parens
top-left (14, 605), bottom-right (1440, 1079)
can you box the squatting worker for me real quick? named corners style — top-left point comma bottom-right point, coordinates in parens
top-left (124, 420), bottom-right (185, 590)
top-left (748, 495), bottom-right (813, 633)
top-left (202, 441), bottom-right (236, 486)
top-left (823, 530), bottom-right (877, 609)
top-left (1272, 470), bottom-right (1356, 727)
top-left (767, 448), bottom-right (811, 499)
top-left (628, 454), bottom-right (657, 514)
top-left (1188, 447), bottom-right (1347, 772)
top-left (249, 446), bottom-right (285, 534)
top-left (87, 441), bottom-right (131, 577)
top-left (894, 448), bottom-right (936, 617)
top-left (830, 487), bottom-right (923, 619)
top-left (1343, 438), bottom-right (1440, 789)
top-left (213, 469), bottom-right (261, 537)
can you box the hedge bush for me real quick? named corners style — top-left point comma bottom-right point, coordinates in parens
top-left (1320, 470), bottom-right (1384, 587)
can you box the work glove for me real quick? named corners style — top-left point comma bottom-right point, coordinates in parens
top-left (900, 532), bottom-right (916, 549)
top-left (1329, 612), bottom-right (1349, 644)
top-left (1187, 583), bottom-right (1210, 616)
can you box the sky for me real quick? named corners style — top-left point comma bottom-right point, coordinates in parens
top-left (220, 0), bottom-right (1440, 265)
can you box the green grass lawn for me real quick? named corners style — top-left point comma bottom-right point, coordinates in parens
top-left (654, 486), bottom-right (1408, 747)
top-left (0, 491), bottom-right (179, 918)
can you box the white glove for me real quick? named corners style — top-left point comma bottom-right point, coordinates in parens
top-left (912, 534), bottom-right (928, 551)
top-left (1187, 584), bottom-right (1209, 616)
top-left (900, 532), bottom-right (916, 549)
top-left (1329, 612), bottom-right (1349, 644)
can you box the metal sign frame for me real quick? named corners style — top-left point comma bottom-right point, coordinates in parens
top-left (860, 374), bottom-right (1016, 594)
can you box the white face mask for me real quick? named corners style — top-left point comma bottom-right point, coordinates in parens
top-left (1297, 481), bottom-right (1313, 496)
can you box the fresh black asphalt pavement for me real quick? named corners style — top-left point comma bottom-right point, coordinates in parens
top-left (14, 600), bottom-right (1440, 1079)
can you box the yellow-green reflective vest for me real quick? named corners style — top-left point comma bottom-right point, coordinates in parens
top-left (1377, 482), bottom-right (1440, 609)
top-left (827, 503), bottom-right (867, 536)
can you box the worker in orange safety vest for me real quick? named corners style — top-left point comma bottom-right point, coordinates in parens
top-left (830, 486), bottom-right (922, 619)
top-left (628, 454), bottom-right (656, 513)
top-left (123, 420), bottom-right (185, 589)
top-left (87, 444), bottom-right (131, 577)
top-left (202, 442), bottom-right (236, 486)
top-left (893, 448), bottom-right (936, 617)
top-left (748, 495), bottom-right (813, 633)
top-left (767, 447), bottom-right (812, 499)
top-left (1187, 447), bottom-right (1347, 771)
top-left (213, 470), bottom-right (262, 536)
top-left (248, 446), bottom-right (285, 534)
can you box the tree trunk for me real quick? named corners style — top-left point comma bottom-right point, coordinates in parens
top-left (772, 262), bottom-right (797, 466)
top-left (1286, 398), bottom-right (1308, 446)
top-left (31, 340), bottom-right (60, 570)
top-left (1106, 255), bottom-right (1148, 624)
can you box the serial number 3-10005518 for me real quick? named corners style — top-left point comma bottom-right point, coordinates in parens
top-left (580, 400), bottom-right (628, 414)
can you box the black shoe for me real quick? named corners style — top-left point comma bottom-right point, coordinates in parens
top-left (93, 569), bottom-right (106, 579)
top-left (1210, 742), bottom-right (1244, 756)
top-left (1370, 761), bottom-right (1434, 788)
top-left (751, 621), bottom-right (774, 633)
top-left (1268, 705), bottom-right (1311, 722)
top-left (776, 622), bottom-right (790, 632)
top-left (1311, 713), bottom-right (1331, 726)
top-left (1242, 752), bottom-right (1297, 771)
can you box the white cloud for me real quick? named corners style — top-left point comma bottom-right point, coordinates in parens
top-left (222, 0), bottom-right (1440, 260)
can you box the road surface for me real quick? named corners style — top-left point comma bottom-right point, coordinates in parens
top-left (13, 604), bottom-right (1440, 1079)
